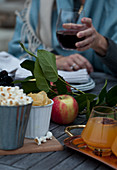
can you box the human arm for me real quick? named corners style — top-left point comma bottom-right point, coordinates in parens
top-left (97, 38), bottom-right (117, 76)
top-left (63, 17), bottom-right (117, 76)
top-left (76, 18), bottom-right (117, 76)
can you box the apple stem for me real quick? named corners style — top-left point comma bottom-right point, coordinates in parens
top-left (58, 76), bottom-right (85, 94)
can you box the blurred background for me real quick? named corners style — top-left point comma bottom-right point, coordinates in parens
top-left (0, 0), bottom-right (25, 51)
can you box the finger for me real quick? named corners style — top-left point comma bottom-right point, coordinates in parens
top-left (62, 59), bottom-right (77, 71)
top-left (66, 64), bottom-right (79, 71)
top-left (73, 55), bottom-right (86, 68)
top-left (76, 44), bottom-right (91, 51)
top-left (72, 64), bottom-right (79, 71)
top-left (68, 61), bottom-right (80, 71)
top-left (56, 58), bottom-right (71, 71)
top-left (64, 55), bottom-right (80, 71)
top-left (77, 27), bottom-right (93, 38)
top-left (84, 61), bottom-right (94, 73)
top-left (81, 17), bottom-right (92, 27)
top-left (75, 36), bottom-right (94, 48)
top-left (74, 54), bottom-right (94, 73)
top-left (63, 23), bottom-right (84, 29)
top-left (61, 63), bottom-right (73, 71)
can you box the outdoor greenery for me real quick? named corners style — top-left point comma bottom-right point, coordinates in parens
top-left (14, 43), bottom-right (117, 119)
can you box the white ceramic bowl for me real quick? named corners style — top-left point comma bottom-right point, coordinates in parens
top-left (25, 99), bottom-right (54, 139)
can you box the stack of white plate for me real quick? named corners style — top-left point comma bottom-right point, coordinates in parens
top-left (70, 78), bottom-right (95, 92)
top-left (58, 69), bottom-right (95, 92)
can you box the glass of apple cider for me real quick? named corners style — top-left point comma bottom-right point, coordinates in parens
top-left (81, 106), bottom-right (117, 156)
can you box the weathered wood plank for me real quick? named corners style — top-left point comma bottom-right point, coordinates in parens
top-left (28, 149), bottom-right (74, 170)
top-left (0, 164), bottom-right (22, 170)
top-left (73, 158), bottom-right (99, 170)
top-left (0, 154), bottom-right (28, 165)
top-left (12, 152), bottom-right (53, 169)
top-left (49, 121), bottom-right (60, 130)
top-left (51, 151), bottom-right (87, 170)
top-left (96, 164), bottom-right (114, 170)
top-left (0, 156), bottom-right (5, 159)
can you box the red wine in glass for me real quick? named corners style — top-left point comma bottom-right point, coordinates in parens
top-left (56, 30), bottom-right (85, 50)
top-left (56, 8), bottom-right (85, 50)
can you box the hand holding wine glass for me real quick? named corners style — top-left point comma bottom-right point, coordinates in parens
top-left (56, 8), bottom-right (86, 50)
top-left (63, 17), bottom-right (108, 56)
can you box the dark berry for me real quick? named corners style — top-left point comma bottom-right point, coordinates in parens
top-left (0, 70), bottom-right (8, 78)
top-left (0, 70), bottom-right (14, 86)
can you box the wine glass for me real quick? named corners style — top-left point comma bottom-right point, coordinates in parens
top-left (81, 106), bottom-right (117, 156)
top-left (56, 8), bottom-right (85, 50)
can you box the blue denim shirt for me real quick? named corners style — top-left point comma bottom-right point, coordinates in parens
top-left (8, 0), bottom-right (117, 76)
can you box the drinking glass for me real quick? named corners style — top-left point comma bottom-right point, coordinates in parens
top-left (56, 8), bottom-right (85, 50)
top-left (81, 106), bottom-right (117, 156)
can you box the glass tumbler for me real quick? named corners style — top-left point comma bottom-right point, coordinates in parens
top-left (81, 106), bottom-right (117, 156)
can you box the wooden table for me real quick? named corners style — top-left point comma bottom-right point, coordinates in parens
top-left (0, 72), bottom-right (117, 170)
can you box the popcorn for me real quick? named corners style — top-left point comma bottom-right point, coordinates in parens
top-left (0, 86), bottom-right (33, 106)
top-left (34, 131), bottom-right (53, 146)
top-left (40, 136), bottom-right (47, 143)
top-left (34, 137), bottom-right (41, 145)
top-left (46, 131), bottom-right (53, 140)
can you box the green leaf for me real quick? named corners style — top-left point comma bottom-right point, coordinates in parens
top-left (90, 100), bottom-right (97, 112)
top-left (13, 76), bottom-right (34, 84)
top-left (86, 99), bottom-right (91, 120)
top-left (47, 91), bottom-right (57, 99)
top-left (34, 58), bottom-right (50, 92)
top-left (21, 81), bottom-right (39, 94)
top-left (96, 80), bottom-right (107, 105)
top-left (20, 60), bottom-right (35, 75)
top-left (54, 76), bottom-right (68, 95)
top-left (37, 50), bottom-right (58, 82)
top-left (19, 42), bottom-right (37, 58)
top-left (75, 93), bottom-right (96, 112)
top-left (106, 85), bottom-right (117, 106)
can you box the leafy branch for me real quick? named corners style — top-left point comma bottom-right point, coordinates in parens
top-left (14, 43), bottom-right (117, 119)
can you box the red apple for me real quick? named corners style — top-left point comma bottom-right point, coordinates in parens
top-left (51, 95), bottom-right (78, 124)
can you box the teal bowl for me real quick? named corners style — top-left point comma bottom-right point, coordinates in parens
top-left (0, 102), bottom-right (32, 150)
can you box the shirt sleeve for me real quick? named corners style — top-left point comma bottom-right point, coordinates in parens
top-left (98, 37), bottom-right (117, 77)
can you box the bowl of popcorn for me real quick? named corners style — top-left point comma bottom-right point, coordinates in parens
top-left (25, 91), bottom-right (54, 139)
top-left (0, 86), bottom-right (33, 150)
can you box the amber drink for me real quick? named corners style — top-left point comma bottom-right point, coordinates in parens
top-left (81, 106), bottom-right (117, 156)
top-left (112, 135), bottom-right (117, 157)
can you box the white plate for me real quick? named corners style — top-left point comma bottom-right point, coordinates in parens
top-left (58, 69), bottom-right (89, 84)
top-left (71, 78), bottom-right (95, 92)
top-left (0, 51), bottom-right (20, 73)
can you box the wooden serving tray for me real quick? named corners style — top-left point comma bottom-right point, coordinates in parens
top-left (64, 135), bottom-right (117, 169)
top-left (0, 136), bottom-right (63, 155)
